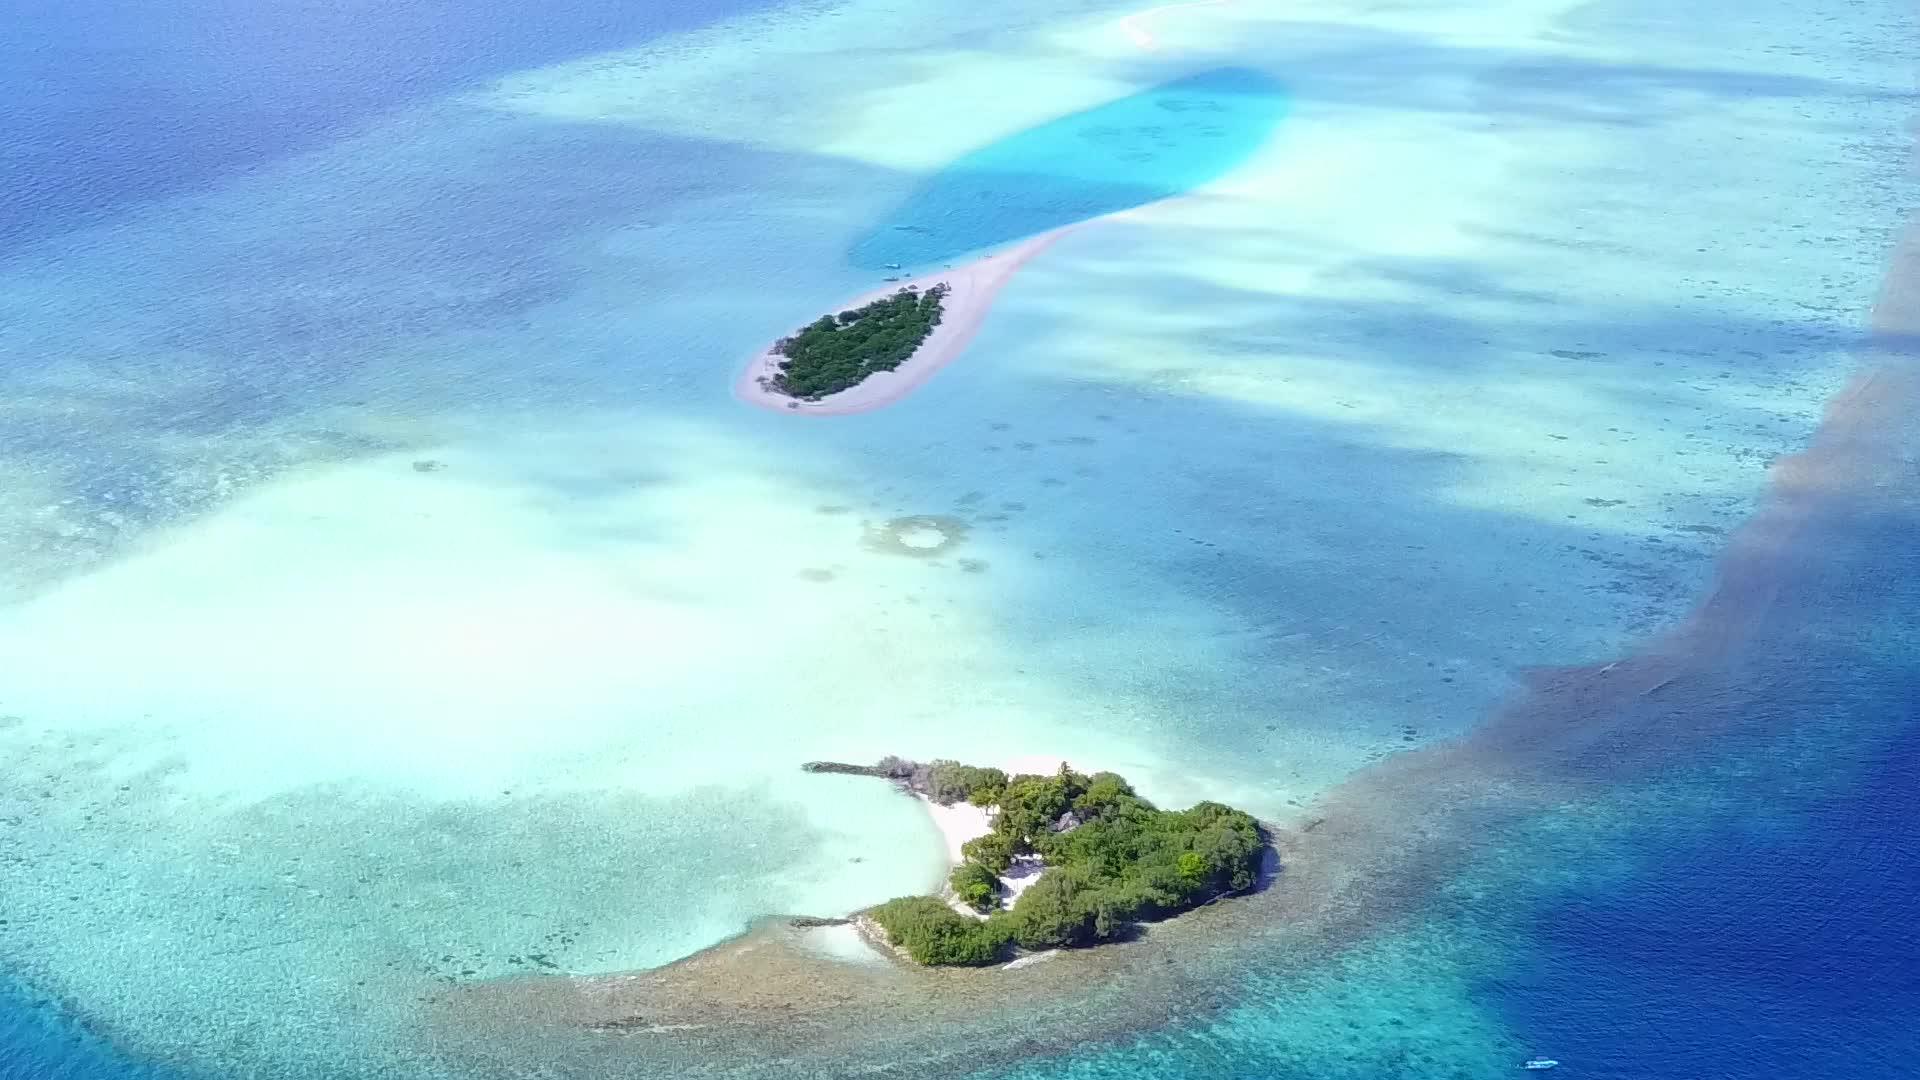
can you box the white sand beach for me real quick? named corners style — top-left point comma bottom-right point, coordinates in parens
top-left (913, 756), bottom-right (1073, 911)
top-left (916, 804), bottom-right (1045, 919)
top-left (914, 755), bottom-right (1074, 867)
top-left (916, 795), bottom-right (994, 864)
top-left (735, 230), bottom-right (1067, 415)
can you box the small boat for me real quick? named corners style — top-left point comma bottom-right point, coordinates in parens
top-left (1523, 1060), bottom-right (1558, 1071)
top-left (884, 262), bottom-right (902, 269)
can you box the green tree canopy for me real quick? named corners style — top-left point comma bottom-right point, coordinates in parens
top-left (868, 762), bottom-right (1268, 965)
top-left (868, 896), bottom-right (1009, 966)
top-left (771, 284), bottom-right (950, 399)
top-left (948, 862), bottom-right (1001, 913)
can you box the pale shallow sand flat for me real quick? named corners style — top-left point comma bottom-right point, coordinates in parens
top-left (0, 408), bottom-right (1188, 1072)
top-left (0, 422), bottom-right (1173, 798)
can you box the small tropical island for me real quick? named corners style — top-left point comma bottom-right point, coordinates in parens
top-left (764, 283), bottom-right (951, 400)
top-left (803, 757), bottom-right (1269, 966)
top-left (736, 232), bottom-right (1063, 416)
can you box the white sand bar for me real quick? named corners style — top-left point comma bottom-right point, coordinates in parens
top-left (915, 794), bottom-right (994, 865)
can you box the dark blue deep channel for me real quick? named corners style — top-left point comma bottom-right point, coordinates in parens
top-left (1486, 705), bottom-right (1920, 1079)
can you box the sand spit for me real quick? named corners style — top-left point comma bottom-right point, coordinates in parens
top-left (735, 230), bottom-right (1067, 416)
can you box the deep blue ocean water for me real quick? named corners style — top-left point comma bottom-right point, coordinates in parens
top-left (1471, 488), bottom-right (1920, 1080)
top-left (971, 512), bottom-right (1920, 1080)
top-left (1490, 724), bottom-right (1920, 1080)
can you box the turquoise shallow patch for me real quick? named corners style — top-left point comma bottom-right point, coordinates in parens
top-left (849, 66), bottom-right (1288, 270)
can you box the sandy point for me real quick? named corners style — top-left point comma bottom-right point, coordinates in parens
top-left (734, 230), bottom-right (1067, 416)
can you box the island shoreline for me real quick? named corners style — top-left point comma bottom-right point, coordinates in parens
top-left (911, 755), bottom-right (1068, 869)
top-left (735, 230), bottom-right (1070, 416)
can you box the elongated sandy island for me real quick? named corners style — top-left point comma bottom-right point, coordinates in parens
top-left (736, 230), bottom-right (1067, 416)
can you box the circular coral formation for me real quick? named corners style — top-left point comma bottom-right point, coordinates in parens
top-left (864, 515), bottom-right (970, 558)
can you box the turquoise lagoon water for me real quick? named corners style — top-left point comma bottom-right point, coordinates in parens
top-left (850, 67), bottom-right (1288, 270)
top-left (2, 0), bottom-right (1919, 1076)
